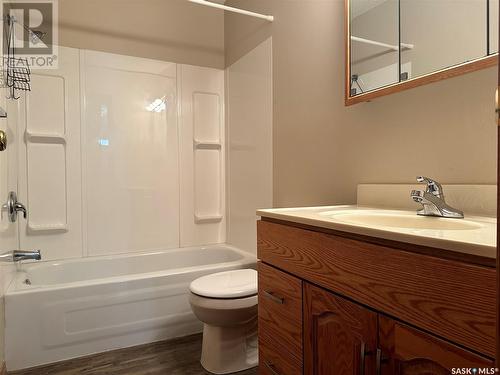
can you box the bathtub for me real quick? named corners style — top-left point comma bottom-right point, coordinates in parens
top-left (5, 244), bottom-right (256, 371)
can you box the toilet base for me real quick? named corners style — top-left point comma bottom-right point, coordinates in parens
top-left (200, 319), bottom-right (258, 374)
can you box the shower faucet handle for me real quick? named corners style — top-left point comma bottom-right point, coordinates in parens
top-left (14, 202), bottom-right (27, 219)
top-left (1, 191), bottom-right (27, 222)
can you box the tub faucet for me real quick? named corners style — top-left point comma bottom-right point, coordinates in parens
top-left (0, 250), bottom-right (41, 262)
top-left (410, 176), bottom-right (464, 219)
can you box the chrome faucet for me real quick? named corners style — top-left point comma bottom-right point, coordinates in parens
top-left (0, 250), bottom-right (41, 262)
top-left (410, 176), bottom-right (464, 219)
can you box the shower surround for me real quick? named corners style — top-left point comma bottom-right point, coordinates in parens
top-left (4, 46), bottom-right (232, 370)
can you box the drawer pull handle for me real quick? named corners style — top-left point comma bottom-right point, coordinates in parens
top-left (375, 348), bottom-right (388, 375)
top-left (360, 342), bottom-right (376, 375)
top-left (265, 361), bottom-right (281, 375)
top-left (263, 290), bottom-right (284, 304)
top-left (376, 348), bottom-right (381, 375)
top-left (360, 341), bottom-right (366, 375)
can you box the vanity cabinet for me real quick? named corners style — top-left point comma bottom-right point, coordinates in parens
top-left (257, 219), bottom-right (496, 374)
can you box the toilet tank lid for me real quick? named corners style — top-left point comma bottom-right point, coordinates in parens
top-left (190, 269), bottom-right (257, 298)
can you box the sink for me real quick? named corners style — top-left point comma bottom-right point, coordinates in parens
top-left (319, 210), bottom-right (483, 231)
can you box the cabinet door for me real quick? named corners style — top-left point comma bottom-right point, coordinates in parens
top-left (304, 283), bottom-right (378, 375)
top-left (378, 315), bottom-right (494, 375)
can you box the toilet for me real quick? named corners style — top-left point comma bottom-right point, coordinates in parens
top-left (189, 269), bottom-right (258, 374)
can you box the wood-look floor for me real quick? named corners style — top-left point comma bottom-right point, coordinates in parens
top-left (9, 334), bottom-right (258, 375)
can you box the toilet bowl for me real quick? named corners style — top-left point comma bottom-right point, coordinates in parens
top-left (189, 269), bottom-right (258, 374)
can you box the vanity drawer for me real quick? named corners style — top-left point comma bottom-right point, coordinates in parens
top-left (257, 220), bottom-right (496, 358)
top-left (259, 331), bottom-right (302, 375)
top-left (258, 262), bottom-right (303, 367)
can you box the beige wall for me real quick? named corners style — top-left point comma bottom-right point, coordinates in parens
top-left (225, 0), bottom-right (497, 208)
top-left (59, 0), bottom-right (225, 68)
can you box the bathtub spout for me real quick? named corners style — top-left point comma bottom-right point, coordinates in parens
top-left (0, 250), bottom-right (41, 262)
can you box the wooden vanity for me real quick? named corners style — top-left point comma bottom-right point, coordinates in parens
top-left (257, 218), bottom-right (496, 375)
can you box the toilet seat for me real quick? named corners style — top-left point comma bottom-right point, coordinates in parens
top-left (190, 293), bottom-right (258, 312)
top-left (190, 269), bottom-right (257, 299)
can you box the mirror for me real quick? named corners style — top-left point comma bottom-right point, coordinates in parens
top-left (346, 0), bottom-right (498, 105)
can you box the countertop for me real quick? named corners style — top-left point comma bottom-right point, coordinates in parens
top-left (257, 205), bottom-right (496, 261)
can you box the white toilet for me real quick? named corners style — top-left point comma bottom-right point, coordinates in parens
top-left (189, 269), bottom-right (258, 374)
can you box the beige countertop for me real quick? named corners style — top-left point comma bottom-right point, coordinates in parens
top-left (257, 205), bottom-right (496, 260)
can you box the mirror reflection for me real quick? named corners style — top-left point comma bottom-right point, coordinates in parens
top-left (490, 0), bottom-right (499, 53)
top-left (350, 0), bottom-right (399, 95)
top-left (349, 0), bottom-right (498, 97)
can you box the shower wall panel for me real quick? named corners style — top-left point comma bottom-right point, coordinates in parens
top-left (14, 47), bottom-right (226, 261)
top-left (17, 47), bottom-right (83, 260)
top-left (178, 65), bottom-right (226, 247)
top-left (82, 50), bottom-right (180, 256)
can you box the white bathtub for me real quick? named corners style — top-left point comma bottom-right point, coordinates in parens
top-left (5, 245), bottom-right (256, 371)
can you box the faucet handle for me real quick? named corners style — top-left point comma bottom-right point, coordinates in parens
top-left (410, 190), bottom-right (424, 203)
top-left (416, 176), bottom-right (443, 198)
top-left (2, 192), bottom-right (27, 222)
top-left (14, 202), bottom-right (27, 219)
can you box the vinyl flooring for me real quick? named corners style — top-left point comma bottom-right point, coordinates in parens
top-left (9, 334), bottom-right (258, 375)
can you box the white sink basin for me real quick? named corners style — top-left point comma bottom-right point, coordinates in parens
top-left (319, 210), bottom-right (483, 231)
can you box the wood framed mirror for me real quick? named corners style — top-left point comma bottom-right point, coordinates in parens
top-left (345, 0), bottom-right (499, 106)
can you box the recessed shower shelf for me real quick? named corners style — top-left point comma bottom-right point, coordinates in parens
top-left (193, 140), bottom-right (221, 150)
top-left (28, 223), bottom-right (68, 233)
top-left (25, 132), bottom-right (66, 144)
top-left (195, 215), bottom-right (223, 224)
